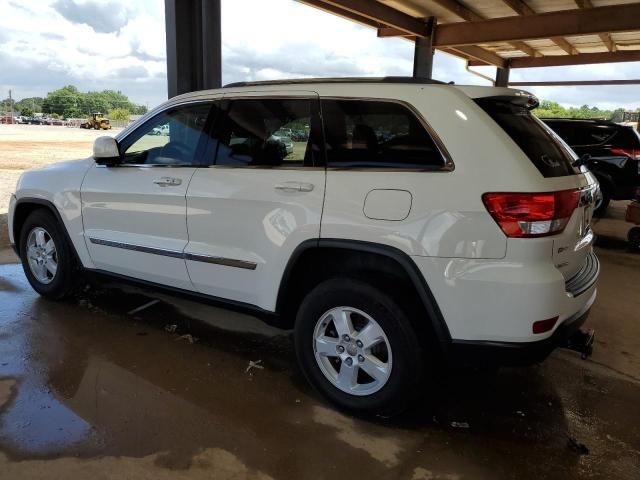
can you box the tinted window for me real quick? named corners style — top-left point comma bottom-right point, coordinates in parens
top-left (613, 127), bottom-right (640, 149)
top-left (321, 99), bottom-right (446, 169)
top-left (120, 103), bottom-right (213, 166)
top-left (544, 122), bottom-right (595, 146)
top-left (477, 99), bottom-right (578, 177)
top-left (215, 98), bottom-right (319, 167)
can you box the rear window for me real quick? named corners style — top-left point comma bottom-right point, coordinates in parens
top-left (476, 98), bottom-right (579, 177)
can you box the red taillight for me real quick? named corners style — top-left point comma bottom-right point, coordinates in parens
top-left (610, 148), bottom-right (640, 160)
top-left (532, 317), bottom-right (558, 334)
top-left (482, 190), bottom-right (580, 238)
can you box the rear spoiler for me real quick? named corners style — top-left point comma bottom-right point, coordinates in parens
top-left (480, 93), bottom-right (540, 110)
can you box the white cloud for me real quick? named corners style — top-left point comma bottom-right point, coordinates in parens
top-left (0, 0), bottom-right (638, 111)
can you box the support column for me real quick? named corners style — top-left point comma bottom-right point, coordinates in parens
top-left (495, 66), bottom-right (510, 87)
top-left (165, 0), bottom-right (221, 98)
top-left (413, 17), bottom-right (435, 79)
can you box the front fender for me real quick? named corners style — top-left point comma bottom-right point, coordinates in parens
top-left (14, 158), bottom-right (95, 268)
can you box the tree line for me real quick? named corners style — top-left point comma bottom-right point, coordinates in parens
top-left (1, 85), bottom-right (148, 119)
top-left (532, 100), bottom-right (636, 122)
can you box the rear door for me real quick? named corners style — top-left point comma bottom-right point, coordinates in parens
top-left (184, 92), bottom-right (326, 309)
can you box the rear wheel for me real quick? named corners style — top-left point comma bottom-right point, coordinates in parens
top-left (19, 209), bottom-right (78, 299)
top-left (294, 277), bottom-right (424, 416)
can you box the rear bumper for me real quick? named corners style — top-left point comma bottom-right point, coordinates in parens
top-left (450, 306), bottom-right (592, 367)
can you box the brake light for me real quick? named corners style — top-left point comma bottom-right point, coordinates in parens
top-left (610, 148), bottom-right (640, 160)
top-left (482, 190), bottom-right (580, 238)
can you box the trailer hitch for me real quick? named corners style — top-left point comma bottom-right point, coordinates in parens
top-left (565, 329), bottom-right (595, 360)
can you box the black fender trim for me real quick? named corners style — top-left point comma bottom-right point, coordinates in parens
top-left (276, 238), bottom-right (452, 346)
top-left (12, 197), bottom-right (82, 265)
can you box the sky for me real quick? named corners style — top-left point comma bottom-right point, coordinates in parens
top-left (1, 0), bottom-right (639, 110)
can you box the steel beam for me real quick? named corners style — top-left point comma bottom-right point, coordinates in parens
top-left (165, 0), bottom-right (221, 98)
top-left (495, 67), bottom-right (510, 87)
top-left (433, 3), bottom-right (640, 47)
top-left (509, 79), bottom-right (640, 86)
top-left (505, 50), bottom-right (640, 68)
top-left (298, 0), bottom-right (429, 36)
top-left (413, 18), bottom-right (435, 79)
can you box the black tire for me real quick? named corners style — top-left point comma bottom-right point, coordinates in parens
top-left (294, 277), bottom-right (424, 416)
top-left (594, 185), bottom-right (610, 217)
top-left (19, 209), bottom-right (78, 299)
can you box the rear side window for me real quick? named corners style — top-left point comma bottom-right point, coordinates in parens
top-left (321, 99), bottom-right (447, 170)
top-left (476, 98), bottom-right (579, 177)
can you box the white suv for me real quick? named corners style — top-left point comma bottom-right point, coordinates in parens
top-left (7, 78), bottom-right (599, 415)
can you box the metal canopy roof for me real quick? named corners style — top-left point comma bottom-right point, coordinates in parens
top-left (297, 0), bottom-right (640, 70)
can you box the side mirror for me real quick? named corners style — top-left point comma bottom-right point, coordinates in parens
top-left (93, 136), bottom-right (120, 165)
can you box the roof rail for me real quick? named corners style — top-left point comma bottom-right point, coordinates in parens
top-left (223, 76), bottom-right (451, 88)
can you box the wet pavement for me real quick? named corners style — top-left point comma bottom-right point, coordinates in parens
top-left (1, 246), bottom-right (639, 479)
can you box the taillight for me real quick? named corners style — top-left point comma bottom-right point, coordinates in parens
top-left (610, 148), bottom-right (640, 160)
top-left (482, 190), bottom-right (580, 238)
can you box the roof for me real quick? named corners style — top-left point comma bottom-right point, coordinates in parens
top-left (297, 1), bottom-right (640, 71)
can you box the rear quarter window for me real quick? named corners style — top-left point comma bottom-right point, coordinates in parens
top-left (476, 98), bottom-right (579, 178)
top-left (321, 99), bottom-right (448, 170)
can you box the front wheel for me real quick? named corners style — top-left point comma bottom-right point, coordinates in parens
top-left (19, 209), bottom-right (78, 299)
top-left (294, 278), bottom-right (424, 416)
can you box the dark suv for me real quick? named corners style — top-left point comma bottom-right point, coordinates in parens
top-left (542, 118), bottom-right (640, 215)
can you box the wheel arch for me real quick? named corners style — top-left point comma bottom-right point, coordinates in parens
top-left (12, 198), bottom-right (81, 264)
top-left (276, 239), bottom-right (451, 348)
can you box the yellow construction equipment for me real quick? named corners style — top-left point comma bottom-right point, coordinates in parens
top-left (80, 113), bottom-right (111, 130)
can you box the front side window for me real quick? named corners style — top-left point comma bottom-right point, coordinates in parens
top-left (215, 98), bottom-right (318, 167)
top-left (321, 99), bottom-right (447, 170)
top-left (120, 103), bottom-right (213, 166)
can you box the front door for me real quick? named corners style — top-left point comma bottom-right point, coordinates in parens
top-left (81, 101), bottom-right (215, 290)
top-left (185, 92), bottom-right (326, 309)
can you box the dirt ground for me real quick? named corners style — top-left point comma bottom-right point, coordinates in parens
top-left (0, 124), bottom-right (121, 249)
top-left (0, 124), bottom-right (119, 171)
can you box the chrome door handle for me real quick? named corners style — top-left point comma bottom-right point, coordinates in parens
top-left (154, 177), bottom-right (182, 187)
top-left (275, 182), bottom-right (314, 193)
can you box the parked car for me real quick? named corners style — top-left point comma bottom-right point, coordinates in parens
top-left (270, 130), bottom-right (294, 155)
top-left (151, 124), bottom-right (170, 136)
top-left (8, 78), bottom-right (599, 416)
top-left (542, 118), bottom-right (640, 215)
top-left (291, 129), bottom-right (307, 141)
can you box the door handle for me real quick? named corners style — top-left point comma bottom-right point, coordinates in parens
top-left (153, 177), bottom-right (182, 187)
top-left (274, 182), bottom-right (314, 193)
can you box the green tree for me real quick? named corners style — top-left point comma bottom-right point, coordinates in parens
top-left (42, 85), bottom-right (81, 117)
top-left (20, 106), bottom-right (34, 117)
top-left (15, 97), bottom-right (44, 114)
top-left (109, 108), bottom-right (130, 121)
